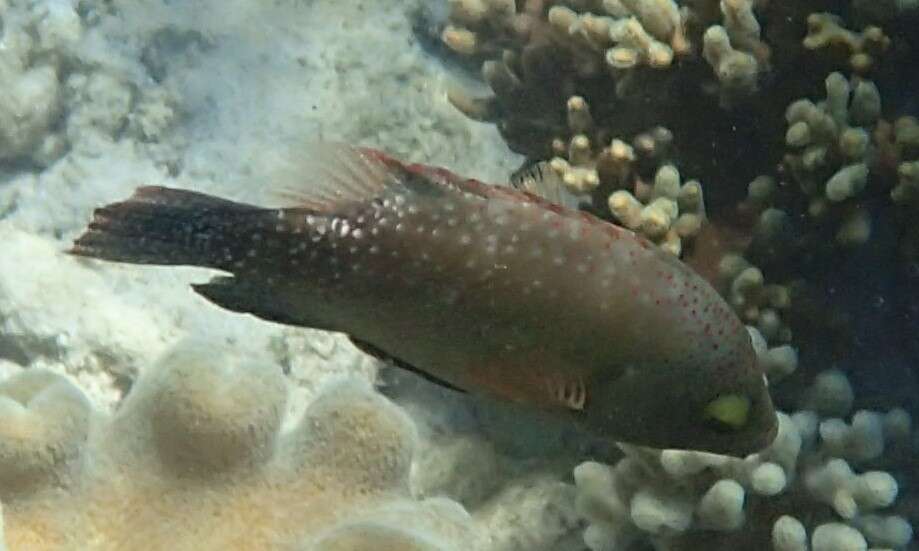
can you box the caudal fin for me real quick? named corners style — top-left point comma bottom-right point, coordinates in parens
top-left (70, 186), bottom-right (265, 269)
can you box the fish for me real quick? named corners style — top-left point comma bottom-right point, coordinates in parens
top-left (69, 143), bottom-right (778, 456)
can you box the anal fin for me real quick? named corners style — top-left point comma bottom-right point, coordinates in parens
top-left (192, 276), bottom-right (336, 330)
top-left (349, 337), bottom-right (466, 394)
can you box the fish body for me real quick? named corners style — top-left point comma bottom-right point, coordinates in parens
top-left (71, 144), bottom-right (777, 455)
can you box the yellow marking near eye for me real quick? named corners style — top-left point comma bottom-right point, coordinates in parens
top-left (704, 394), bottom-right (751, 429)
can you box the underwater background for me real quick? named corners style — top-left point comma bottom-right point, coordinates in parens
top-left (0, 0), bottom-right (917, 549)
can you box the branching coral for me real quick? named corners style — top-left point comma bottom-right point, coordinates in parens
top-left (607, 162), bottom-right (706, 256)
top-left (803, 13), bottom-right (890, 74)
top-left (573, 369), bottom-right (915, 551)
top-left (0, 0), bottom-right (78, 165)
top-left (0, 0), bottom-right (180, 167)
top-left (440, 0), bottom-right (824, 185)
top-left (718, 254), bottom-right (793, 343)
top-left (0, 343), bottom-right (478, 550)
top-left (781, 72), bottom-right (882, 235)
top-left (434, 0), bottom-right (919, 370)
top-left (880, 116), bottom-right (919, 258)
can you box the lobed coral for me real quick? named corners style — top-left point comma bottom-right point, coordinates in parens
top-left (0, 342), bottom-right (478, 550)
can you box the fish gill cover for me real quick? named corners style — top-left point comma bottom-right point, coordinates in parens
top-left (0, 0), bottom-right (917, 550)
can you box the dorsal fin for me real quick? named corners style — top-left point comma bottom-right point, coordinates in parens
top-left (509, 161), bottom-right (583, 210)
top-left (255, 142), bottom-right (411, 210)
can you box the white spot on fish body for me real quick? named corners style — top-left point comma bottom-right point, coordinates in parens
top-left (369, 245), bottom-right (380, 254)
top-left (447, 217), bottom-right (458, 227)
top-left (352, 228), bottom-right (364, 239)
top-left (569, 221), bottom-right (581, 240)
top-left (553, 255), bottom-right (564, 266)
top-left (459, 234), bottom-right (472, 245)
top-left (576, 263), bottom-right (588, 273)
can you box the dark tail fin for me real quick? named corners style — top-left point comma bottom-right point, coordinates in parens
top-left (69, 186), bottom-right (265, 270)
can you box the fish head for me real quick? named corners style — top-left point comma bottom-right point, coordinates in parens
top-left (583, 350), bottom-right (778, 457)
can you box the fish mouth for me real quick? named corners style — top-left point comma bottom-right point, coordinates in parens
top-left (736, 412), bottom-right (780, 456)
top-left (675, 410), bottom-right (781, 458)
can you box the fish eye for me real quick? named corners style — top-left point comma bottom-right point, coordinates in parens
top-left (703, 394), bottom-right (751, 433)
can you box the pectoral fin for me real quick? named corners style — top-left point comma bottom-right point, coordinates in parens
top-left (465, 356), bottom-right (589, 413)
